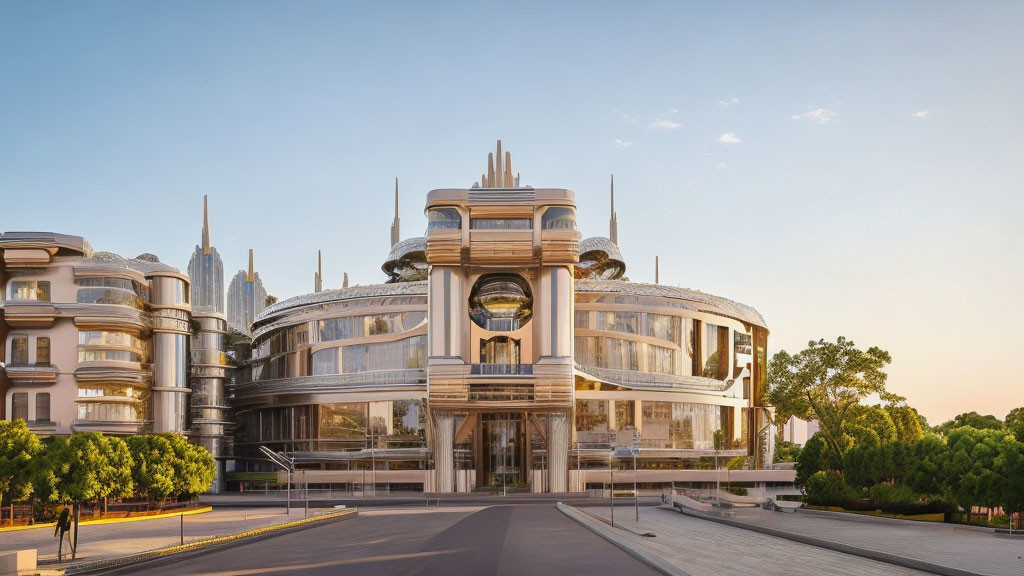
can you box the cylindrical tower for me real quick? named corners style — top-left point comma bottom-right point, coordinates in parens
top-left (190, 312), bottom-right (233, 492)
top-left (149, 272), bottom-right (192, 433)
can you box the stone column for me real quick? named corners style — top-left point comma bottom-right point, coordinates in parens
top-left (433, 411), bottom-right (455, 493)
top-left (548, 412), bottom-right (569, 493)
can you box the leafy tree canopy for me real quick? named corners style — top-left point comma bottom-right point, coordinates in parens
top-left (1005, 407), bottom-right (1024, 443)
top-left (767, 337), bottom-right (896, 459)
top-left (934, 412), bottom-right (1004, 436)
top-left (0, 419), bottom-right (43, 503)
top-left (34, 433), bottom-right (133, 504)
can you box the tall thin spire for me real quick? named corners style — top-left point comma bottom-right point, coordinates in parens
top-left (655, 255), bottom-right (659, 284)
top-left (609, 175), bottom-right (619, 245)
top-left (495, 140), bottom-right (503, 187)
top-left (505, 151), bottom-right (512, 188)
top-left (314, 250), bottom-right (323, 293)
top-left (390, 177), bottom-right (401, 247)
top-left (343, 272), bottom-right (349, 289)
top-left (247, 249), bottom-right (254, 282)
top-left (202, 195), bottom-right (211, 254)
top-left (487, 153), bottom-right (495, 187)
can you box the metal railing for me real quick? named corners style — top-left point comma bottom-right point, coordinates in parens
top-left (470, 363), bottom-right (533, 376)
top-left (468, 383), bottom-right (534, 402)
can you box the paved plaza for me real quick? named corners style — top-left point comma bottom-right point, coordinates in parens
top-left (102, 504), bottom-right (661, 576)
top-left (578, 504), bottom-right (1024, 576)
top-left (0, 506), bottom-right (334, 568)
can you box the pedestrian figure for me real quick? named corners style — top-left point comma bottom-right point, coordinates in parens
top-left (54, 507), bottom-right (73, 562)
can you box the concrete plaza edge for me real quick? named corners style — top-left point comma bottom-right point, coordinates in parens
top-left (62, 508), bottom-right (358, 575)
top-left (674, 506), bottom-right (984, 576)
top-left (557, 503), bottom-right (688, 576)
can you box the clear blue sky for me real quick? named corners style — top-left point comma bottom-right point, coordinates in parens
top-left (2, 1), bottom-right (1021, 424)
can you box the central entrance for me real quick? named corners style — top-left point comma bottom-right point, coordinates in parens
top-left (480, 412), bottom-right (525, 489)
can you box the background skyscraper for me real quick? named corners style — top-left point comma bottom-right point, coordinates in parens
top-left (227, 248), bottom-right (267, 335)
top-left (187, 195), bottom-right (225, 313)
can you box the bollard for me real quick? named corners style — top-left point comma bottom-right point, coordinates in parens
top-left (180, 513), bottom-right (184, 545)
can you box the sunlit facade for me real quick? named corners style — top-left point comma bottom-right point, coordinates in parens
top-left (227, 250), bottom-right (267, 336)
top-left (232, 142), bottom-right (785, 492)
top-left (0, 233), bottom-right (192, 436)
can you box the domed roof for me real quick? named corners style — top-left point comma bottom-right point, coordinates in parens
top-left (577, 237), bottom-right (626, 280)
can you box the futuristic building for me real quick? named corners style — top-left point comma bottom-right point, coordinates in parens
top-left (187, 195), bottom-right (225, 314)
top-left (226, 250), bottom-right (267, 336)
top-left (0, 233), bottom-right (193, 436)
top-left (232, 142), bottom-right (782, 493)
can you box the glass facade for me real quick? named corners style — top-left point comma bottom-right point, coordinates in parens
top-left (9, 280), bottom-right (50, 301)
top-left (640, 401), bottom-right (724, 450)
top-left (77, 287), bottom-right (145, 310)
top-left (311, 335), bottom-right (427, 376)
top-left (426, 207), bottom-right (462, 231)
top-left (541, 207), bottom-right (576, 230)
top-left (469, 218), bottom-right (533, 230)
top-left (318, 312), bottom-right (425, 342)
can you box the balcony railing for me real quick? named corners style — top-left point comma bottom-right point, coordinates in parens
top-left (469, 383), bottom-right (534, 402)
top-left (470, 363), bottom-right (533, 376)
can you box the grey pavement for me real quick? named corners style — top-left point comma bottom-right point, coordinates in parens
top-left (580, 505), bottom-right (937, 576)
top-left (720, 506), bottom-right (1024, 576)
top-left (0, 506), bottom-right (331, 567)
top-left (101, 504), bottom-right (663, 576)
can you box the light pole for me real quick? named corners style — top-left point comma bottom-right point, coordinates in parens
top-left (259, 446), bottom-right (294, 516)
top-left (608, 448), bottom-right (614, 528)
top-left (632, 429), bottom-right (640, 523)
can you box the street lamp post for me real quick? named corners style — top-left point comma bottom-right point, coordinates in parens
top-left (608, 448), bottom-right (614, 528)
top-left (632, 429), bottom-right (640, 523)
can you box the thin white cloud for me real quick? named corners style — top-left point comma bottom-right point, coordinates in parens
top-left (718, 132), bottom-right (742, 144)
top-left (716, 162), bottom-right (727, 170)
top-left (614, 139), bottom-right (634, 149)
top-left (668, 107), bottom-right (679, 113)
top-left (648, 118), bottom-right (681, 130)
top-left (718, 98), bottom-right (740, 106)
top-left (912, 110), bottom-right (930, 119)
top-left (791, 108), bottom-right (837, 125)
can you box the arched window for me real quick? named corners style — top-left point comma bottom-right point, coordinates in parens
top-left (541, 207), bottom-right (576, 230)
top-left (468, 274), bottom-right (533, 331)
top-left (480, 336), bottom-right (521, 368)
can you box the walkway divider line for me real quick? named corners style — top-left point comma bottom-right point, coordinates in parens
top-left (556, 503), bottom-right (689, 576)
top-left (62, 508), bottom-right (358, 575)
top-left (0, 507), bottom-right (213, 534)
top-left (672, 506), bottom-right (987, 576)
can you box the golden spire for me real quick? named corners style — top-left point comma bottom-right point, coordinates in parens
top-left (495, 140), bottom-right (503, 187)
top-left (202, 195), bottom-right (211, 254)
top-left (487, 153), bottom-right (495, 187)
top-left (247, 249), bottom-right (254, 282)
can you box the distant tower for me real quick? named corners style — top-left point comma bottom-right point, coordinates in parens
top-left (655, 255), bottom-right (659, 284)
top-left (390, 178), bottom-right (401, 247)
top-left (227, 248), bottom-right (267, 335)
top-left (314, 250), bottom-right (323, 293)
top-left (187, 195), bottom-right (225, 313)
top-left (609, 175), bottom-right (619, 245)
top-left (343, 272), bottom-right (349, 288)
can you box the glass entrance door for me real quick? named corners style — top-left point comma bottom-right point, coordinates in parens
top-left (482, 414), bottom-right (523, 488)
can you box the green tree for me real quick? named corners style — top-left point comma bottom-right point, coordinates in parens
top-left (163, 434), bottom-right (216, 498)
top-left (34, 433), bottom-right (133, 505)
top-left (994, 435), bottom-right (1024, 530)
top-left (1005, 407), bottom-right (1024, 443)
top-left (934, 412), bottom-right (1004, 436)
top-left (906, 434), bottom-right (949, 497)
top-left (944, 427), bottom-right (1004, 523)
top-left (767, 337), bottom-right (895, 460)
top-left (0, 420), bottom-right (43, 524)
top-left (126, 435), bottom-right (176, 506)
top-left (773, 440), bottom-right (802, 463)
top-left (885, 404), bottom-right (925, 443)
top-left (844, 404), bottom-right (897, 448)
top-left (804, 470), bottom-right (849, 507)
top-left (795, 433), bottom-right (839, 486)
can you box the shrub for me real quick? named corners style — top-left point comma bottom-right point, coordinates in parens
top-left (805, 471), bottom-right (848, 507)
top-left (868, 483), bottom-right (920, 505)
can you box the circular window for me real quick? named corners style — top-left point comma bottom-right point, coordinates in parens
top-left (468, 274), bottom-right (533, 331)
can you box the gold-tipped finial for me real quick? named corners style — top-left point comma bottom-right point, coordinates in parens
top-left (247, 249), bottom-right (254, 282)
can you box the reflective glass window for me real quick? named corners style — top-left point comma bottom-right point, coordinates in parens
top-left (77, 402), bottom-right (145, 422)
top-left (12, 392), bottom-right (28, 421)
top-left (35, 393), bottom-right (50, 422)
top-left (426, 207), bottom-right (462, 231)
top-left (36, 337), bottom-right (50, 365)
top-left (575, 399), bottom-right (609, 448)
top-left (338, 336), bottom-right (426, 374)
top-left (10, 280), bottom-right (50, 301)
top-left (469, 218), bottom-right (533, 230)
top-left (541, 207), bottom-right (576, 230)
top-left (647, 344), bottom-right (676, 375)
top-left (647, 314), bottom-right (681, 344)
top-left (77, 288), bottom-right (145, 310)
top-left (319, 402), bottom-right (367, 440)
top-left (702, 324), bottom-right (729, 380)
top-left (10, 336), bottom-right (29, 365)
